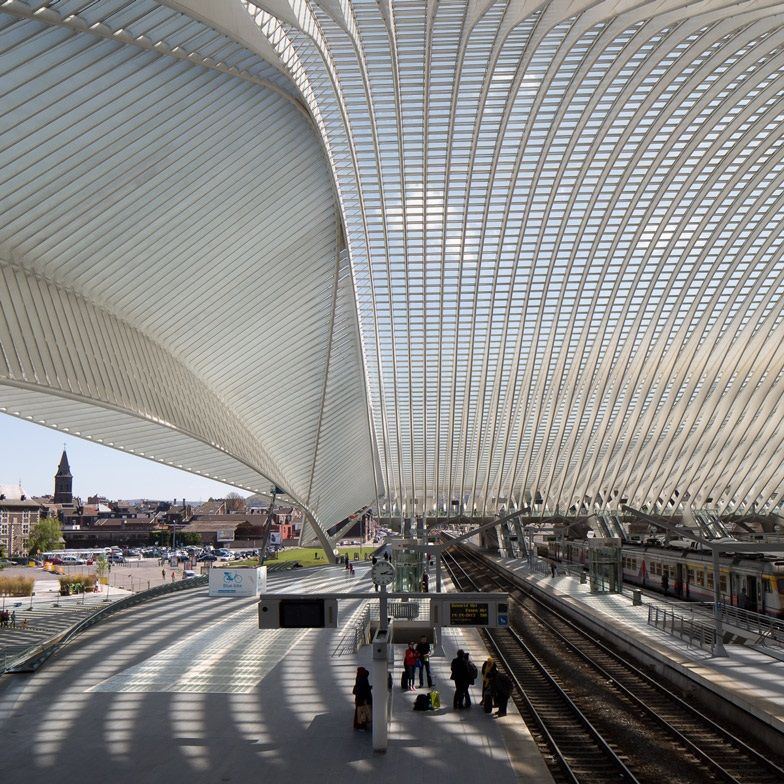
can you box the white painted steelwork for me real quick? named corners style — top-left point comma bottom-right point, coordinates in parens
top-left (4, 0), bottom-right (784, 536)
top-left (0, 0), bottom-right (376, 538)
top-left (243, 0), bottom-right (784, 520)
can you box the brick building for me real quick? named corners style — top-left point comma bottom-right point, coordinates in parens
top-left (0, 491), bottom-right (42, 556)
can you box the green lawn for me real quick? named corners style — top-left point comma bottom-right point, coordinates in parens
top-left (234, 545), bottom-right (380, 569)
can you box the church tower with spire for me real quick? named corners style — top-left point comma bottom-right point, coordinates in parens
top-left (54, 449), bottom-right (73, 505)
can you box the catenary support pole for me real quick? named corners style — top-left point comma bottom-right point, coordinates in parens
top-left (711, 546), bottom-right (727, 657)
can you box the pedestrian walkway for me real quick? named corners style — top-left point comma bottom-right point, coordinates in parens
top-left (0, 562), bottom-right (551, 784)
top-left (0, 586), bottom-right (132, 669)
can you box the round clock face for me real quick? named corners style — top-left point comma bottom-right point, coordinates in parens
top-left (371, 561), bottom-right (396, 585)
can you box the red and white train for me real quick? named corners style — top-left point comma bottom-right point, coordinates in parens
top-left (552, 540), bottom-right (784, 619)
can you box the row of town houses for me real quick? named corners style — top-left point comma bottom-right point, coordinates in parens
top-left (0, 450), bottom-right (302, 556)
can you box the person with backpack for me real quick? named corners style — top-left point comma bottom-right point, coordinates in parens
top-left (352, 666), bottom-right (373, 730)
top-left (403, 641), bottom-right (418, 691)
top-left (450, 649), bottom-right (471, 709)
top-left (489, 666), bottom-right (513, 717)
top-left (464, 652), bottom-right (478, 707)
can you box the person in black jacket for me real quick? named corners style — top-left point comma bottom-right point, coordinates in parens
top-left (353, 666), bottom-right (373, 730)
top-left (415, 635), bottom-right (433, 688)
top-left (450, 649), bottom-right (471, 709)
top-left (489, 666), bottom-right (513, 717)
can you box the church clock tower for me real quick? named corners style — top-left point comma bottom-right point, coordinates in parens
top-left (54, 449), bottom-right (73, 505)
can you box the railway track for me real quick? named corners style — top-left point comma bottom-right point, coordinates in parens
top-left (443, 546), bottom-right (784, 784)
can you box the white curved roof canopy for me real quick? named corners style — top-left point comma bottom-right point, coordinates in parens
top-left (3, 0), bottom-right (784, 533)
top-left (245, 0), bottom-right (784, 519)
top-left (0, 0), bottom-right (377, 537)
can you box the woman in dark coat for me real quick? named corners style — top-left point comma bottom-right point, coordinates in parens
top-left (353, 666), bottom-right (373, 729)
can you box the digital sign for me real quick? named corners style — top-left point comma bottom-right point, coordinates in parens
top-left (429, 594), bottom-right (508, 627)
top-left (279, 599), bottom-right (326, 628)
top-left (449, 602), bottom-right (489, 625)
top-left (259, 596), bottom-right (338, 628)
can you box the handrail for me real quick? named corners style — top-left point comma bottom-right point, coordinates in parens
top-left (2, 576), bottom-right (208, 673)
top-left (647, 603), bottom-right (715, 650)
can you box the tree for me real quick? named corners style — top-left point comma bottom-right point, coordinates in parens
top-left (179, 532), bottom-right (202, 546)
top-left (225, 492), bottom-right (246, 513)
top-left (27, 516), bottom-right (64, 555)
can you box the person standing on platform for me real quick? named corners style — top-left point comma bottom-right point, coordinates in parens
top-left (481, 656), bottom-right (495, 713)
top-left (464, 652), bottom-right (477, 707)
top-left (489, 667), bottom-right (513, 718)
top-left (404, 642), bottom-right (418, 691)
top-left (353, 666), bottom-right (372, 730)
top-left (415, 635), bottom-right (433, 688)
top-left (550, 561), bottom-right (556, 578)
top-left (421, 572), bottom-right (429, 592)
top-left (450, 649), bottom-right (471, 709)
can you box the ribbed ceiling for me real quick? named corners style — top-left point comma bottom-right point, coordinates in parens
top-left (0, 0), bottom-right (376, 535)
top-left (246, 0), bottom-right (784, 518)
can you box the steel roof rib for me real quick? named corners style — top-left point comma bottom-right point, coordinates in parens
top-left (0, 0), bottom-right (376, 535)
top-left (4, 0), bottom-right (784, 530)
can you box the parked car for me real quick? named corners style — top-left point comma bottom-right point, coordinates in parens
top-left (197, 553), bottom-right (217, 562)
top-left (108, 554), bottom-right (125, 564)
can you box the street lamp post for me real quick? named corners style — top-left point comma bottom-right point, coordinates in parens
top-left (259, 486), bottom-right (285, 566)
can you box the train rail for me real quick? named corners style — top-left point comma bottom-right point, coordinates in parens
top-left (442, 545), bottom-right (784, 784)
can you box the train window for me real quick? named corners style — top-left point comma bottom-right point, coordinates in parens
top-left (707, 573), bottom-right (714, 589)
top-left (720, 576), bottom-right (727, 593)
top-left (778, 578), bottom-right (784, 593)
top-left (696, 570), bottom-right (704, 585)
top-left (764, 580), bottom-right (772, 593)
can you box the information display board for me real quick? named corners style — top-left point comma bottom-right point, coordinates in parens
top-left (449, 602), bottom-right (489, 625)
top-left (258, 596), bottom-right (338, 628)
top-left (430, 594), bottom-right (509, 628)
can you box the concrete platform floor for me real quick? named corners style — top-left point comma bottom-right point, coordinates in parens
top-left (0, 564), bottom-right (551, 784)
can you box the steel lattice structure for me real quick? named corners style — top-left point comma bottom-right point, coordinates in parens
top-left (2, 0), bottom-right (784, 537)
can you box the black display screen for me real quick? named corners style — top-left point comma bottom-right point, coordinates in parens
top-left (449, 602), bottom-right (489, 625)
top-left (279, 599), bottom-right (326, 628)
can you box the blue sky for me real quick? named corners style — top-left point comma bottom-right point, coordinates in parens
top-left (0, 414), bottom-right (250, 502)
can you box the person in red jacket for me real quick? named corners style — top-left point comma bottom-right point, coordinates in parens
top-left (404, 641), bottom-right (418, 691)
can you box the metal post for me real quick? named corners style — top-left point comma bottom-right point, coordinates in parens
top-left (379, 583), bottom-right (388, 633)
top-left (434, 551), bottom-right (442, 592)
top-left (373, 585), bottom-right (389, 752)
top-left (711, 546), bottom-right (727, 657)
top-left (259, 487), bottom-right (280, 566)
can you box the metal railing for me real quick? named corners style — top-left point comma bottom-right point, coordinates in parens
top-left (647, 602), bottom-right (716, 650)
top-left (688, 602), bottom-right (784, 650)
top-left (332, 603), bottom-right (372, 656)
top-left (2, 575), bottom-right (208, 673)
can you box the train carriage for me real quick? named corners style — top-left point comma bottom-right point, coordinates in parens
top-left (553, 539), bottom-right (784, 619)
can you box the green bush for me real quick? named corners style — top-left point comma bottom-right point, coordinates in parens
top-left (0, 575), bottom-right (35, 596)
top-left (58, 574), bottom-right (98, 595)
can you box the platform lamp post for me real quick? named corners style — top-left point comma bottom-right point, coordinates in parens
top-left (259, 486), bottom-right (285, 566)
top-left (711, 545), bottom-right (727, 657)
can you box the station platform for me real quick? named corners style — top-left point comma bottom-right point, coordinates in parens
top-left (0, 562), bottom-right (552, 784)
top-left (487, 552), bottom-right (784, 741)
